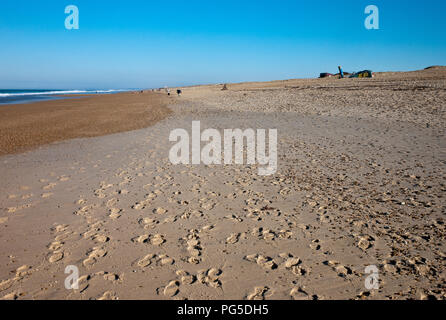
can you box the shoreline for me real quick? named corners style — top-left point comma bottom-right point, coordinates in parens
top-left (0, 90), bottom-right (133, 106)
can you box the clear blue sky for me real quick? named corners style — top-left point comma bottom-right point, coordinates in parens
top-left (1, 0), bottom-right (445, 89)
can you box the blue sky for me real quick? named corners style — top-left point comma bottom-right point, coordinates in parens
top-left (0, 0), bottom-right (445, 89)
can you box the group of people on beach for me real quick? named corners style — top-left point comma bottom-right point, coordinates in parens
top-left (166, 88), bottom-right (182, 96)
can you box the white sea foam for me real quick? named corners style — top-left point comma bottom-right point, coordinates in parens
top-left (0, 89), bottom-right (125, 98)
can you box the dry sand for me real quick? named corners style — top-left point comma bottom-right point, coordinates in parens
top-left (0, 67), bottom-right (445, 300)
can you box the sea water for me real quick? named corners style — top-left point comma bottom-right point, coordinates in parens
top-left (0, 89), bottom-right (127, 105)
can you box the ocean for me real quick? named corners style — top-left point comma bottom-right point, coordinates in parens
top-left (0, 89), bottom-right (128, 105)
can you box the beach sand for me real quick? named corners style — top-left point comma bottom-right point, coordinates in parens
top-left (0, 67), bottom-right (445, 300)
top-left (0, 91), bottom-right (172, 156)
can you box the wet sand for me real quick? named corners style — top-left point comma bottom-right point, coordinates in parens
top-left (0, 67), bottom-right (445, 300)
top-left (0, 91), bottom-right (172, 156)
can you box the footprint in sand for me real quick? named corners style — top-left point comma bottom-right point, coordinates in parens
top-left (187, 239), bottom-right (202, 257)
top-left (334, 265), bottom-right (353, 277)
top-left (176, 270), bottom-right (196, 285)
top-left (43, 182), bottom-right (57, 190)
top-left (54, 224), bottom-right (68, 233)
top-left (131, 234), bottom-right (165, 246)
top-left (277, 253), bottom-right (307, 275)
top-left (184, 230), bottom-right (203, 264)
top-left (82, 228), bottom-right (100, 239)
top-left (1, 292), bottom-right (19, 300)
top-left (251, 227), bottom-right (292, 242)
top-left (261, 230), bottom-right (276, 241)
top-left (100, 182), bottom-right (113, 190)
top-left (284, 257), bottom-right (301, 269)
top-left (94, 189), bottom-right (106, 199)
top-left (48, 241), bottom-right (63, 251)
top-left (92, 234), bottom-right (110, 243)
top-left (101, 271), bottom-right (120, 282)
top-left (162, 215), bottom-right (177, 224)
top-left (73, 272), bottom-right (119, 294)
top-left (15, 265), bottom-right (32, 279)
top-left (225, 193), bottom-right (237, 199)
top-left (224, 214), bottom-right (243, 222)
top-left (137, 254), bottom-right (155, 267)
top-left (83, 247), bottom-right (107, 267)
top-left (310, 239), bottom-right (321, 251)
top-left (244, 254), bottom-right (278, 270)
top-left (132, 234), bottom-right (149, 243)
top-left (137, 253), bottom-right (175, 268)
top-left (73, 275), bottom-right (90, 293)
top-left (181, 209), bottom-right (203, 220)
top-left (138, 217), bottom-right (159, 229)
top-left (98, 291), bottom-right (118, 300)
top-left (323, 260), bottom-right (353, 278)
top-left (55, 232), bottom-right (71, 242)
top-left (244, 208), bottom-right (262, 221)
top-left (132, 199), bottom-right (150, 210)
top-left (153, 207), bottom-right (167, 215)
top-left (290, 287), bottom-right (310, 300)
top-left (150, 234), bottom-right (165, 246)
top-left (118, 177), bottom-right (132, 187)
top-left (357, 235), bottom-right (375, 250)
top-left (196, 268), bottom-right (223, 288)
top-left (93, 183), bottom-right (113, 199)
top-left (105, 198), bottom-right (118, 208)
top-left (247, 286), bottom-right (271, 300)
top-left (0, 265), bottom-right (31, 291)
top-left (278, 229), bottom-right (293, 239)
top-left (201, 225), bottom-right (214, 232)
top-left (0, 279), bottom-right (14, 292)
top-left (226, 233), bottom-right (241, 244)
top-left (74, 204), bottom-right (98, 216)
top-left (109, 208), bottom-right (122, 220)
top-left (7, 203), bottom-right (33, 213)
top-left (163, 280), bottom-right (180, 297)
top-left (201, 201), bottom-right (216, 211)
top-left (48, 251), bottom-right (64, 263)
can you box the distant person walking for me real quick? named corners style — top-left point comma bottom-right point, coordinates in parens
top-left (338, 66), bottom-right (344, 78)
top-left (177, 89), bottom-right (182, 96)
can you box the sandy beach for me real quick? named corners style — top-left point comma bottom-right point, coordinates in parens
top-left (0, 92), bottom-right (172, 156)
top-left (0, 67), bottom-right (445, 300)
